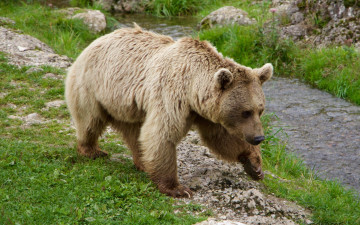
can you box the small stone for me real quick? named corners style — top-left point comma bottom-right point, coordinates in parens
top-left (24, 113), bottom-right (44, 125)
top-left (247, 199), bottom-right (256, 209)
top-left (45, 100), bottom-right (65, 108)
top-left (17, 46), bottom-right (29, 52)
top-left (8, 115), bottom-right (20, 119)
top-left (42, 73), bottom-right (62, 80)
top-left (198, 6), bottom-right (256, 30)
top-left (26, 67), bottom-right (44, 74)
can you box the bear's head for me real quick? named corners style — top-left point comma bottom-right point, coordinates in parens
top-left (215, 63), bottom-right (273, 146)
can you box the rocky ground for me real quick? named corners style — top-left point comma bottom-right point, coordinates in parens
top-left (177, 132), bottom-right (312, 225)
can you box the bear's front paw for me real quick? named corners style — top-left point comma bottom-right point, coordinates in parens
top-left (159, 185), bottom-right (193, 198)
top-left (77, 145), bottom-right (109, 159)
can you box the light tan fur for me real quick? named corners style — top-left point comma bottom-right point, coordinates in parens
top-left (65, 24), bottom-right (272, 197)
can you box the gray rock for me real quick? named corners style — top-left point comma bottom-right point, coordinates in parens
top-left (72, 9), bottom-right (106, 33)
top-left (113, 0), bottom-right (145, 13)
top-left (24, 113), bottom-right (44, 125)
top-left (291, 12), bottom-right (304, 24)
top-left (45, 100), bottom-right (65, 108)
top-left (26, 67), bottom-right (44, 74)
top-left (281, 24), bottom-right (306, 40)
top-left (198, 6), bottom-right (256, 30)
top-left (57, 7), bottom-right (106, 33)
top-left (0, 27), bottom-right (71, 68)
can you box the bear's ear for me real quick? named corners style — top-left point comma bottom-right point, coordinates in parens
top-left (214, 68), bottom-right (233, 90)
top-left (255, 63), bottom-right (273, 85)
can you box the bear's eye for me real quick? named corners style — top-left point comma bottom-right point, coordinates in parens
top-left (242, 110), bottom-right (253, 119)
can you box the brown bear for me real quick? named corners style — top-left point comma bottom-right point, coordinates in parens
top-left (65, 24), bottom-right (272, 198)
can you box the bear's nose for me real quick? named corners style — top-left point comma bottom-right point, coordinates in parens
top-left (253, 136), bottom-right (265, 145)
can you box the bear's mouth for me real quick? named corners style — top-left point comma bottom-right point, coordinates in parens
top-left (238, 157), bottom-right (264, 180)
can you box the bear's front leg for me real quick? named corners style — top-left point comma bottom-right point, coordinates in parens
top-left (139, 112), bottom-right (192, 198)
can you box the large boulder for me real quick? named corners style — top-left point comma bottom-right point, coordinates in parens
top-left (58, 8), bottom-right (106, 33)
top-left (0, 26), bottom-right (71, 68)
top-left (198, 6), bottom-right (256, 30)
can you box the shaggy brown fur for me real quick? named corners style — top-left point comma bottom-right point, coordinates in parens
top-left (65, 24), bottom-right (272, 198)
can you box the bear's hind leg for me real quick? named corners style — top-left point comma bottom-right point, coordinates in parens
top-left (113, 121), bottom-right (144, 171)
top-left (75, 116), bottom-right (109, 159)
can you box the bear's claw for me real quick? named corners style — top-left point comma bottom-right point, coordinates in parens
top-left (77, 145), bottom-right (109, 159)
top-left (160, 185), bottom-right (193, 198)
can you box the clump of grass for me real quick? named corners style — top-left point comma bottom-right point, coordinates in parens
top-left (0, 53), bottom-right (205, 224)
top-left (296, 46), bottom-right (360, 104)
top-left (69, 0), bottom-right (93, 7)
top-left (261, 114), bottom-right (360, 224)
top-left (146, 0), bottom-right (219, 17)
top-left (197, 24), bottom-right (296, 73)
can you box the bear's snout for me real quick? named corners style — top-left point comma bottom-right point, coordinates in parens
top-left (247, 136), bottom-right (265, 145)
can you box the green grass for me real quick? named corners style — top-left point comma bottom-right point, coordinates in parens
top-left (197, 24), bottom-right (296, 75)
top-left (0, 53), bottom-right (205, 224)
top-left (145, 0), bottom-right (219, 17)
top-left (296, 46), bottom-right (360, 104)
top-left (0, 2), bottom-right (116, 59)
top-left (261, 114), bottom-right (360, 224)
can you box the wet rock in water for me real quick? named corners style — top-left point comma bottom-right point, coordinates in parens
top-left (0, 26), bottom-right (71, 68)
top-left (198, 6), bottom-right (256, 30)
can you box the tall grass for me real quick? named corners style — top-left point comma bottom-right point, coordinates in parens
top-left (197, 24), bottom-right (296, 74)
top-left (146, 0), bottom-right (219, 17)
top-left (297, 46), bottom-right (360, 104)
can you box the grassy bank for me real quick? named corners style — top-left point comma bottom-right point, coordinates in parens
top-left (0, 53), bottom-right (205, 224)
